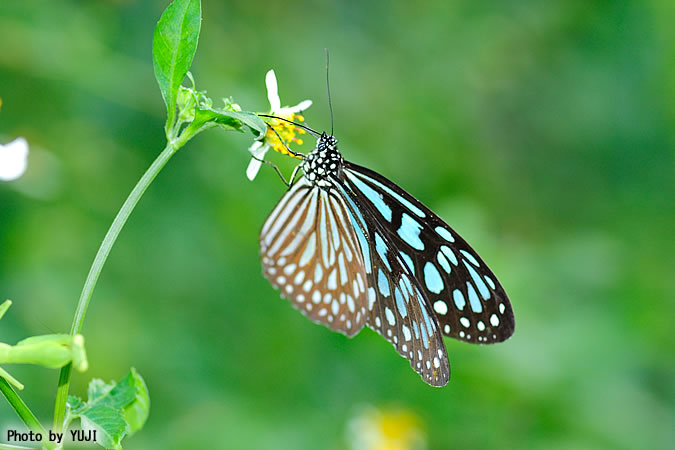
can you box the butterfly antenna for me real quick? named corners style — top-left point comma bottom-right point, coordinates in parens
top-left (325, 48), bottom-right (334, 136)
top-left (257, 114), bottom-right (320, 138)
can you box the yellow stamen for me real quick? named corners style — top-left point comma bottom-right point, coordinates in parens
top-left (265, 112), bottom-right (306, 158)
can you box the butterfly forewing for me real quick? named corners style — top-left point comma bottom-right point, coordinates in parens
top-left (260, 178), bottom-right (369, 337)
top-left (342, 162), bottom-right (515, 344)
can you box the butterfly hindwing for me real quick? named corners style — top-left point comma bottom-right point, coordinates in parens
top-left (342, 162), bottom-right (515, 344)
top-left (260, 177), bottom-right (369, 337)
top-left (336, 183), bottom-right (450, 386)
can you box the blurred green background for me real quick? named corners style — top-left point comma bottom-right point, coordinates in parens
top-left (1, 1), bottom-right (673, 449)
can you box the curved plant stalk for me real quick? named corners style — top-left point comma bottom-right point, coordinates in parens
top-left (52, 124), bottom-right (199, 432)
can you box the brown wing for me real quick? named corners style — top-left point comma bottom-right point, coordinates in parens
top-left (260, 178), bottom-right (369, 337)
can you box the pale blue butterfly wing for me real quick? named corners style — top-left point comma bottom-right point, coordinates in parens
top-left (342, 162), bottom-right (515, 344)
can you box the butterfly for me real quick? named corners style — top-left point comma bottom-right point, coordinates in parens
top-left (259, 130), bottom-right (515, 386)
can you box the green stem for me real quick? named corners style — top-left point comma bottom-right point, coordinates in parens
top-left (0, 377), bottom-right (46, 435)
top-left (51, 125), bottom-right (200, 432)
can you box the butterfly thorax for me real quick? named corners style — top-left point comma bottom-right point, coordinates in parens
top-left (302, 132), bottom-right (343, 188)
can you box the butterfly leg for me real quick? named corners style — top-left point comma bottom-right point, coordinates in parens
top-left (287, 164), bottom-right (302, 189)
top-left (250, 155), bottom-right (294, 187)
top-left (266, 125), bottom-right (306, 159)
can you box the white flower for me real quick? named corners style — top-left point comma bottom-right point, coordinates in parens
top-left (0, 137), bottom-right (29, 181)
top-left (247, 70), bottom-right (312, 181)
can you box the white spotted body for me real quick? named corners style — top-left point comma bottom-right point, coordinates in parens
top-left (301, 133), bottom-right (343, 188)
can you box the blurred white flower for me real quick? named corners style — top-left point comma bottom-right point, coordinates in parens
top-left (0, 137), bottom-right (29, 181)
top-left (247, 69), bottom-right (312, 181)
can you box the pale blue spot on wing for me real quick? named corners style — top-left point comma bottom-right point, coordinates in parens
top-left (394, 287), bottom-right (407, 318)
top-left (377, 269), bottom-right (390, 297)
top-left (440, 245), bottom-right (458, 265)
top-left (352, 171), bottom-right (426, 218)
top-left (423, 262), bottom-right (444, 294)
top-left (460, 249), bottom-right (480, 267)
top-left (353, 224), bottom-right (371, 272)
top-left (436, 250), bottom-right (451, 273)
top-left (399, 274), bottom-right (413, 300)
top-left (339, 187), bottom-right (372, 273)
top-left (420, 317), bottom-right (429, 348)
top-left (397, 213), bottom-right (424, 251)
top-left (435, 226), bottom-right (455, 242)
top-left (413, 320), bottom-right (420, 339)
top-left (453, 289), bottom-right (466, 310)
top-left (466, 281), bottom-right (482, 313)
top-left (463, 260), bottom-right (490, 300)
top-left (347, 172), bottom-right (392, 221)
top-left (417, 293), bottom-right (433, 349)
top-left (399, 251), bottom-right (415, 275)
top-left (375, 233), bottom-right (391, 271)
top-left (484, 275), bottom-right (496, 290)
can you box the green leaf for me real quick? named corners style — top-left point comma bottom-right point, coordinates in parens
top-left (67, 395), bottom-right (85, 412)
top-left (68, 369), bottom-right (150, 449)
top-left (152, 0), bottom-right (202, 133)
top-left (80, 405), bottom-right (127, 449)
top-left (122, 368), bottom-right (150, 436)
top-left (196, 108), bottom-right (267, 137)
top-left (223, 111), bottom-right (268, 137)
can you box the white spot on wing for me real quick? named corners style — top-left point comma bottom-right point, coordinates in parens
top-left (433, 300), bottom-right (448, 315)
top-left (327, 269), bottom-right (337, 290)
top-left (402, 325), bottom-right (412, 341)
top-left (385, 307), bottom-right (396, 326)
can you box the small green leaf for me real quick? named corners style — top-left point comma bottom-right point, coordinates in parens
top-left (80, 405), bottom-right (127, 449)
top-left (67, 395), bottom-right (85, 412)
top-left (86, 379), bottom-right (109, 403)
top-left (122, 368), bottom-right (150, 436)
top-left (193, 108), bottom-right (239, 131)
top-left (196, 108), bottom-right (267, 137)
top-left (86, 375), bottom-right (136, 411)
top-left (68, 369), bottom-right (150, 448)
top-left (223, 111), bottom-right (268, 137)
top-left (152, 0), bottom-right (202, 133)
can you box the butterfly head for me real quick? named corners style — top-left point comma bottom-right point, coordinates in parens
top-left (302, 132), bottom-right (343, 187)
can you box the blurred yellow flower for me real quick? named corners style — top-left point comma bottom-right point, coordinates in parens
top-left (348, 406), bottom-right (426, 450)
